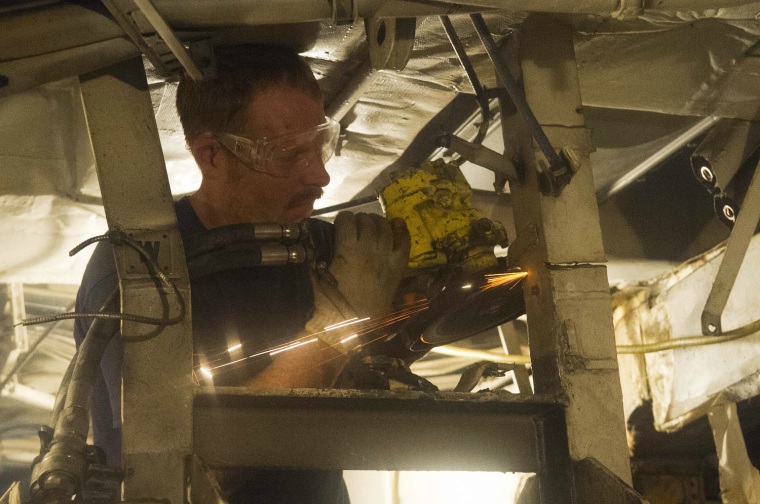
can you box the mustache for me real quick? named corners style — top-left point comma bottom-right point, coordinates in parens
top-left (287, 187), bottom-right (324, 209)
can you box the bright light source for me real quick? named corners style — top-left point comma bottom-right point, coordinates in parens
top-left (227, 343), bottom-right (242, 352)
top-left (343, 471), bottom-right (527, 504)
top-left (461, 284), bottom-right (472, 290)
top-left (199, 367), bottom-right (213, 379)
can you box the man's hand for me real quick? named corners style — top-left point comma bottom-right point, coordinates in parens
top-left (306, 211), bottom-right (411, 353)
top-left (330, 212), bottom-right (411, 317)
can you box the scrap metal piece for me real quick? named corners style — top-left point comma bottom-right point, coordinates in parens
top-left (498, 324), bottom-right (533, 394)
top-left (365, 17), bottom-right (416, 71)
top-left (453, 361), bottom-right (512, 392)
top-left (701, 160), bottom-right (760, 335)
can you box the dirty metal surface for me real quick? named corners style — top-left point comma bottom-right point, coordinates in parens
top-left (194, 387), bottom-right (564, 474)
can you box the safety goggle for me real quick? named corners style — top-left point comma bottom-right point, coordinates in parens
top-left (214, 117), bottom-right (340, 178)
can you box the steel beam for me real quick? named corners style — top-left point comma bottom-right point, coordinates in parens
top-left (701, 159), bottom-right (760, 335)
top-left (506, 14), bottom-right (632, 486)
top-left (194, 388), bottom-right (566, 473)
top-left (79, 57), bottom-right (192, 504)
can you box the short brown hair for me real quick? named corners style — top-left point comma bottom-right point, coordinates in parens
top-left (176, 45), bottom-right (322, 143)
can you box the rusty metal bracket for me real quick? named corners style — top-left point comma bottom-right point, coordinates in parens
top-left (702, 162), bottom-right (760, 335)
top-left (470, 13), bottom-right (574, 197)
top-left (365, 17), bottom-right (416, 71)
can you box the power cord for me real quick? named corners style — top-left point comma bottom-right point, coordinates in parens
top-left (18, 228), bottom-right (186, 331)
top-left (616, 316), bottom-right (760, 354)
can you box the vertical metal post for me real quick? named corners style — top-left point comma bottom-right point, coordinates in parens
top-left (506, 14), bottom-right (632, 486)
top-left (79, 57), bottom-right (192, 503)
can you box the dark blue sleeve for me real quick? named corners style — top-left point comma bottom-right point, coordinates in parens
top-left (74, 241), bottom-right (122, 468)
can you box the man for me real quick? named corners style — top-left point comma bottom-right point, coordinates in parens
top-left (75, 45), bottom-right (410, 503)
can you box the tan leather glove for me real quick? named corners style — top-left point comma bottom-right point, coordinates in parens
top-left (307, 211), bottom-right (411, 353)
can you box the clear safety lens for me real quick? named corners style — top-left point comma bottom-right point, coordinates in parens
top-left (215, 118), bottom-right (340, 177)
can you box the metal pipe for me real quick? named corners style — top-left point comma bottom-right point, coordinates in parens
top-left (440, 16), bottom-right (485, 98)
top-left (597, 115), bottom-right (721, 202)
top-left (439, 15), bottom-right (491, 144)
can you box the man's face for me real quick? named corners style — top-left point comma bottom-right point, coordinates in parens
top-left (219, 85), bottom-right (331, 224)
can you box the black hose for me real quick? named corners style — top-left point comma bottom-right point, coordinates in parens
top-left (30, 291), bottom-right (120, 501)
top-left (21, 229), bottom-right (186, 331)
top-left (49, 350), bottom-right (76, 430)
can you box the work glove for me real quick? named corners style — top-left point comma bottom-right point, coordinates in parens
top-left (306, 211), bottom-right (411, 354)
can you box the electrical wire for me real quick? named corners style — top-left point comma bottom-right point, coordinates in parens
top-left (434, 316), bottom-right (760, 365)
top-left (616, 316), bottom-right (760, 354)
top-left (19, 229), bottom-right (186, 331)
